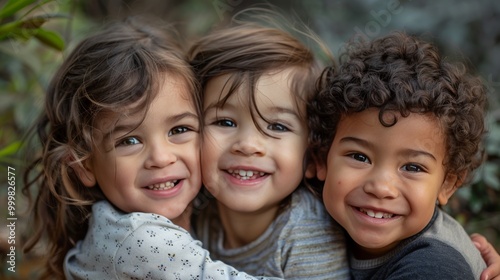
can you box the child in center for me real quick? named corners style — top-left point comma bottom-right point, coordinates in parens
top-left (309, 31), bottom-right (488, 279)
top-left (188, 14), bottom-right (349, 279)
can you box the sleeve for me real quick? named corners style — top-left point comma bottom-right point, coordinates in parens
top-left (114, 222), bottom-right (282, 280)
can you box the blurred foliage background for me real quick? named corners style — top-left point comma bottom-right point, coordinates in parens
top-left (0, 0), bottom-right (498, 278)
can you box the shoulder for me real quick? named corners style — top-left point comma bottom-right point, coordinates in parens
top-left (419, 209), bottom-right (486, 276)
top-left (281, 188), bottom-right (343, 236)
top-left (289, 187), bottom-right (331, 220)
top-left (376, 237), bottom-right (478, 279)
top-left (82, 200), bottom-right (197, 262)
top-left (275, 189), bottom-right (349, 279)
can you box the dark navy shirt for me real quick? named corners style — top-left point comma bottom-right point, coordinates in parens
top-left (349, 208), bottom-right (486, 280)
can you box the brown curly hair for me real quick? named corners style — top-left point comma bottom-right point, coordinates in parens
top-left (22, 17), bottom-right (199, 279)
top-left (309, 31), bottom-right (487, 185)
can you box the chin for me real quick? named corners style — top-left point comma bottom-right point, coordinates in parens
top-left (351, 234), bottom-right (391, 250)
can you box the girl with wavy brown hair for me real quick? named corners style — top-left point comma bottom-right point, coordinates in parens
top-left (22, 17), bottom-right (278, 280)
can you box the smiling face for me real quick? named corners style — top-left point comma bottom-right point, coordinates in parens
top-left (201, 69), bottom-right (309, 214)
top-left (317, 108), bottom-right (457, 258)
top-left (77, 73), bottom-right (201, 223)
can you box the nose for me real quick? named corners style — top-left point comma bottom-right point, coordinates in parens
top-left (144, 140), bottom-right (177, 169)
top-left (363, 170), bottom-right (399, 199)
top-left (231, 126), bottom-right (266, 157)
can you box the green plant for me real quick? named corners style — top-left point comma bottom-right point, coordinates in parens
top-left (0, 0), bottom-right (68, 276)
top-left (0, 0), bottom-right (66, 164)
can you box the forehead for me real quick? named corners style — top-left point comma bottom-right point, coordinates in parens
top-left (337, 109), bottom-right (446, 156)
top-left (95, 73), bottom-right (195, 131)
top-left (203, 68), bottom-right (304, 109)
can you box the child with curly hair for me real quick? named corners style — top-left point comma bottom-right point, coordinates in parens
top-left (309, 31), bottom-right (488, 279)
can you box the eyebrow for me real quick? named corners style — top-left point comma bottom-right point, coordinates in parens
top-left (111, 111), bottom-right (198, 135)
top-left (168, 112), bottom-right (198, 123)
top-left (268, 106), bottom-right (301, 119)
top-left (203, 102), bottom-right (229, 114)
top-left (204, 103), bottom-right (300, 119)
top-left (339, 136), bottom-right (437, 161)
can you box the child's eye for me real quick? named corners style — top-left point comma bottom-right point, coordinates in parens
top-left (117, 136), bottom-right (141, 146)
top-left (267, 123), bottom-right (289, 132)
top-left (349, 153), bottom-right (370, 163)
top-left (169, 126), bottom-right (191, 136)
top-left (402, 163), bottom-right (424, 173)
top-left (213, 119), bottom-right (236, 127)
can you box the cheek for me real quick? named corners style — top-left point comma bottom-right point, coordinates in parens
top-left (322, 179), bottom-right (341, 206)
top-left (201, 134), bottom-right (220, 157)
top-left (200, 148), bottom-right (216, 173)
top-left (281, 139), bottom-right (308, 168)
top-left (112, 160), bottom-right (133, 184)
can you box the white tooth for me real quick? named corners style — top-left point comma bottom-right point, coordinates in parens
top-left (259, 172), bottom-right (264, 176)
top-left (239, 170), bottom-right (246, 176)
top-left (366, 210), bottom-right (375, 217)
top-left (149, 180), bottom-right (178, 190)
top-left (228, 169), bottom-right (233, 174)
top-left (247, 171), bottom-right (254, 177)
top-left (374, 212), bottom-right (383, 219)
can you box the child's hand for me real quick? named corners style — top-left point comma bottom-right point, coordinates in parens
top-left (472, 233), bottom-right (500, 280)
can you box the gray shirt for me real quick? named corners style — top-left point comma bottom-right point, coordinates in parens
top-left (194, 187), bottom-right (350, 279)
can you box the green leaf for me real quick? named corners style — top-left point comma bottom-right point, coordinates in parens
top-left (0, 21), bottom-right (23, 38)
top-left (0, 141), bottom-right (22, 158)
top-left (0, 0), bottom-right (37, 19)
top-left (20, 14), bottom-right (70, 29)
top-left (20, 16), bottom-right (48, 29)
top-left (33, 28), bottom-right (64, 51)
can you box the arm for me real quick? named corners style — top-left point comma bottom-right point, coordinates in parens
top-left (471, 233), bottom-right (500, 280)
top-left (115, 222), bottom-right (281, 280)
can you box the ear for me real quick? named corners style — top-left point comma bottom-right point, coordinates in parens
top-left (305, 154), bottom-right (327, 181)
top-left (305, 161), bottom-right (317, 179)
top-left (71, 159), bottom-right (97, 188)
top-left (316, 161), bottom-right (327, 181)
top-left (437, 172), bottom-right (464, 205)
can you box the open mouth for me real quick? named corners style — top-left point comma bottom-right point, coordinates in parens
top-left (227, 169), bottom-right (266, 180)
top-left (358, 208), bottom-right (394, 219)
top-left (146, 180), bottom-right (179, 190)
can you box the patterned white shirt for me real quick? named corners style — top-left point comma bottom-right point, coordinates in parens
top-left (64, 200), bottom-right (280, 280)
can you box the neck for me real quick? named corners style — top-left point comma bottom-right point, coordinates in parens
top-left (172, 205), bottom-right (192, 231)
top-left (216, 202), bottom-right (280, 249)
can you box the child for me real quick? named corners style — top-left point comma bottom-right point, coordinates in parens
top-left (22, 17), bottom-right (280, 280)
top-left (309, 31), bottom-right (488, 279)
top-left (188, 19), bottom-right (350, 279)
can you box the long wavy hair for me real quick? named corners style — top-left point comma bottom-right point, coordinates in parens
top-left (22, 17), bottom-right (200, 279)
top-left (309, 31), bottom-right (487, 187)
